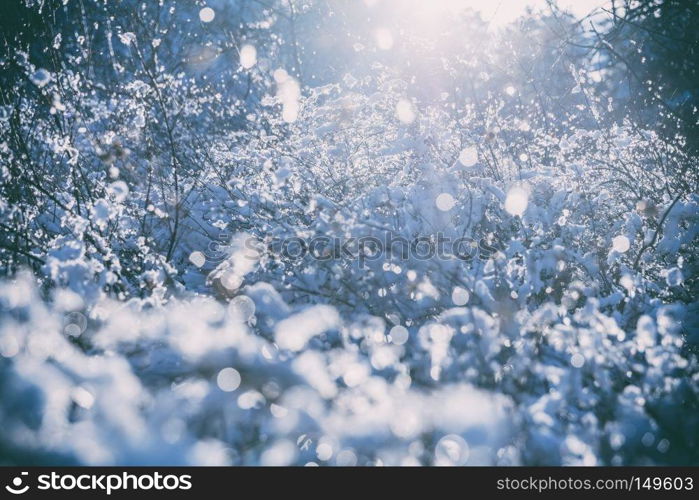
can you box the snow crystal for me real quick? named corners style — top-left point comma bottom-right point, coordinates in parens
top-left (228, 295), bottom-right (256, 323)
top-left (390, 410), bottom-right (422, 438)
top-left (342, 362), bottom-right (369, 387)
top-left (64, 324), bottom-right (82, 337)
top-left (282, 102), bottom-right (299, 123)
top-left (273, 68), bottom-right (288, 83)
top-left (238, 390), bottom-right (265, 410)
top-left (0, 336), bottom-right (20, 358)
top-left (459, 146), bottom-right (479, 167)
top-left (216, 367), bottom-right (242, 392)
top-left (665, 267), bottom-right (683, 287)
top-left (270, 403), bottom-right (288, 418)
top-left (657, 439), bottom-right (670, 454)
top-left (30, 68), bottom-right (52, 88)
top-left (620, 274), bottom-right (634, 292)
top-left (189, 440), bottom-right (229, 466)
top-left (244, 282), bottom-right (290, 320)
top-left (209, 232), bottom-right (260, 290)
top-left (240, 44), bottom-right (257, 69)
top-left (636, 315), bottom-right (656, 351)
top-left (188, 251), bottom-right (206, 268)
top-left (570, 353), bottom-right (585, 368)
top-left (504, 186), bottom-right (528, 216)
top-left (375, 28), bottom-right (394, 50)
top-left (389, 325), bottom-right (410, 345)
top-left (518, 120), bottom-right (531, 131)
top-left (64, 311), bottom-right (87, 334)
top-left (91, 199), bottom-right (112, 230)
top-left (642, 432), bottom-right (655, 448)
top-left (435, 193), bottom-right (455, 211)
top-left (505, 85), bottom-right (516, 96)
top-left (275, 305), bottom-right (340, 351)
top-left (107, 180), bottom-right (129, 202)
top-left (117, 32), bottom-right (136, 46)
top-left (336, 449), bottom-right (358, 466)
top-left (371, 345), bottom-right (399, 369)
top-left (396, 99), bottom-right (416, 124)
top-left (316, 442), bottom-right (333, 461)
top-left (199, 7), bottom-right (215, 23)
top-left (451, 286), bottom-right (470, 306)
top-left (434, 434), bottom-right (470, 465)
top-left (220, 270), bottom-right (243, 291)
top-left (275, 69), bottom-right (301, 123)
top-left (261, 440), bottom-right (296, 466)
top-left (612, 235), bottom-right (630, 253)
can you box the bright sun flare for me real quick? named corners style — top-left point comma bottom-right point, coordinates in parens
top-left (371, 0), bottom-right (608, 28)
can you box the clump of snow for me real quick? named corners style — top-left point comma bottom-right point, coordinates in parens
top-left (118, 32), bottom-right (136, 46)
top-left (275, 305), bottom-right (340, 351)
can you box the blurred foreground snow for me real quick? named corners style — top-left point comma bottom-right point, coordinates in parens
top-left (1, 271), bottom-right (696, 465)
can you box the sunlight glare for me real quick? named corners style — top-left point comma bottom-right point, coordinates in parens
top-left (381, 0), bottom-right (609, 28)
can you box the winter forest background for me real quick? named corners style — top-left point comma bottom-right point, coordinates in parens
top-left (0, 0), bottom-right (698, 466)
